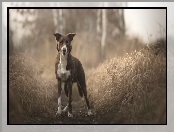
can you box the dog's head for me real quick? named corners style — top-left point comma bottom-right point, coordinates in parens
top-left (54, 33), bottom-right (76, 56)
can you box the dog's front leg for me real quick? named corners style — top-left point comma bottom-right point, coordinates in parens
top-left (67, 82), bottom-right (73, 118)
top-left (57, 79), bottom-right (62, 115)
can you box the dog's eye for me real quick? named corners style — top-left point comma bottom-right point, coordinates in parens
top-left (66, 41), bottom-right (68, 44)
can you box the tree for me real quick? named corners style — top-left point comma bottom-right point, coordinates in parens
top-left (101, 8), bottom-right (107, 61)
top-left (52, 2), bottom-right (65, 34)
top-left (120, 9), bottom-right (126, 36)
top-left (9, 18), bottom-right (14, 56)
top-left (96, 9), bottom-right (102, 59)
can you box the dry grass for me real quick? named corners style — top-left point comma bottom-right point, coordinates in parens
top-left (8, 38), bottom-right (166, 124)
top-left (9, 88), bottom-right (25, 124)
top-left (87, 42), bottom-right (166, 124)
top-left (9, 52), bottom-right (57, 122)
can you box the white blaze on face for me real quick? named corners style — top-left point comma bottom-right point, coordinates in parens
top-left (61, 44), bottom-right (67, 55)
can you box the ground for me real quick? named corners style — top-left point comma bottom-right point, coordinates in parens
top-left (24, 85), bottom-right (98, 124)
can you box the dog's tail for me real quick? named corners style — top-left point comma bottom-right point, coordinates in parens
top-left (77, 81), bottom-right (84, 97)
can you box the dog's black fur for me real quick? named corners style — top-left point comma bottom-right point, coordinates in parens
top-left (54, 33), bottom-right (91, 117)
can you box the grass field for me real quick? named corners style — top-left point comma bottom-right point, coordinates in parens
top-left (87, 43), bottom-right (166, 124)
top-left (8, 38), bottom-right (166, 124)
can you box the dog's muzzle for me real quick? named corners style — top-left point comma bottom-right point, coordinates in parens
top-left (63, 48), bottom-right (66, 55)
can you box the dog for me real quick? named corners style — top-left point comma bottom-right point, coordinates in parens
top-left (54, 33), bottom-right (92, 118)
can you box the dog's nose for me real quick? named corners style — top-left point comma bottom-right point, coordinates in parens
top-left (63, 48), bottom-right (66, 52)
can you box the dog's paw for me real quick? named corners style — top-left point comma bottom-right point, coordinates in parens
top-left (68, 111), bottom-right (73, 118)
top-left (87, 109), bottom-right (93, 116)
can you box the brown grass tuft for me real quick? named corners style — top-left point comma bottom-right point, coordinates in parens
top-left (9, 52), bottom-right (57, 122)
top-left (87, 45), bottom-right (166, 124)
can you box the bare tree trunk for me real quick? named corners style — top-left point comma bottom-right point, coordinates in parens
top-left (52, 2), bottom-right (65, 34)
top-left (9, 22), bottom-right (14, 56)
top-left (59, 9), bottom-right (63, 33)
top-left (101, 8), bottom-right (107, 60)
top-left (120, 9), bottom-right (125, 36)
top-left (62, 10), bottom-right (66, 34)
top-left (97, 9), bottom-right (101, 40)
top-left (52, 5), bottom-right (59, 33)
top-left (58, 2), bottom-right (65, 34)
top-left (59, 9), bottom-right (65, 34)
top-left (9, 9), bottom-right (15, 56)
top-left (96, 9), bottom-right (102, 59)
top-left (120, 2), bottom-right (127, 37)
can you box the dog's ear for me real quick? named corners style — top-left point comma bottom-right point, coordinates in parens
top-left (54, 33), bottom-right (62, 41)
top-left (67, 33), bottom-right (76, 41)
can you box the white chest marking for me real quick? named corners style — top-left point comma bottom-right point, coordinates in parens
top-left (57, 54), bottom-right (70, 81)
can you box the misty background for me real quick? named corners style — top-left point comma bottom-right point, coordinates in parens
top-left (3, 2), bottom-right (167, 55)
top-left (4, 2), bottom-right (166, 83)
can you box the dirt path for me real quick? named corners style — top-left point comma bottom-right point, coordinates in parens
top-left (26, 86), bottom-right (98, 124)
top-left (52, 90), bottom-right (97, 124)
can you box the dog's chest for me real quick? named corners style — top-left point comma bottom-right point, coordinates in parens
top-left (57, 55), bottom-right (70, 81)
